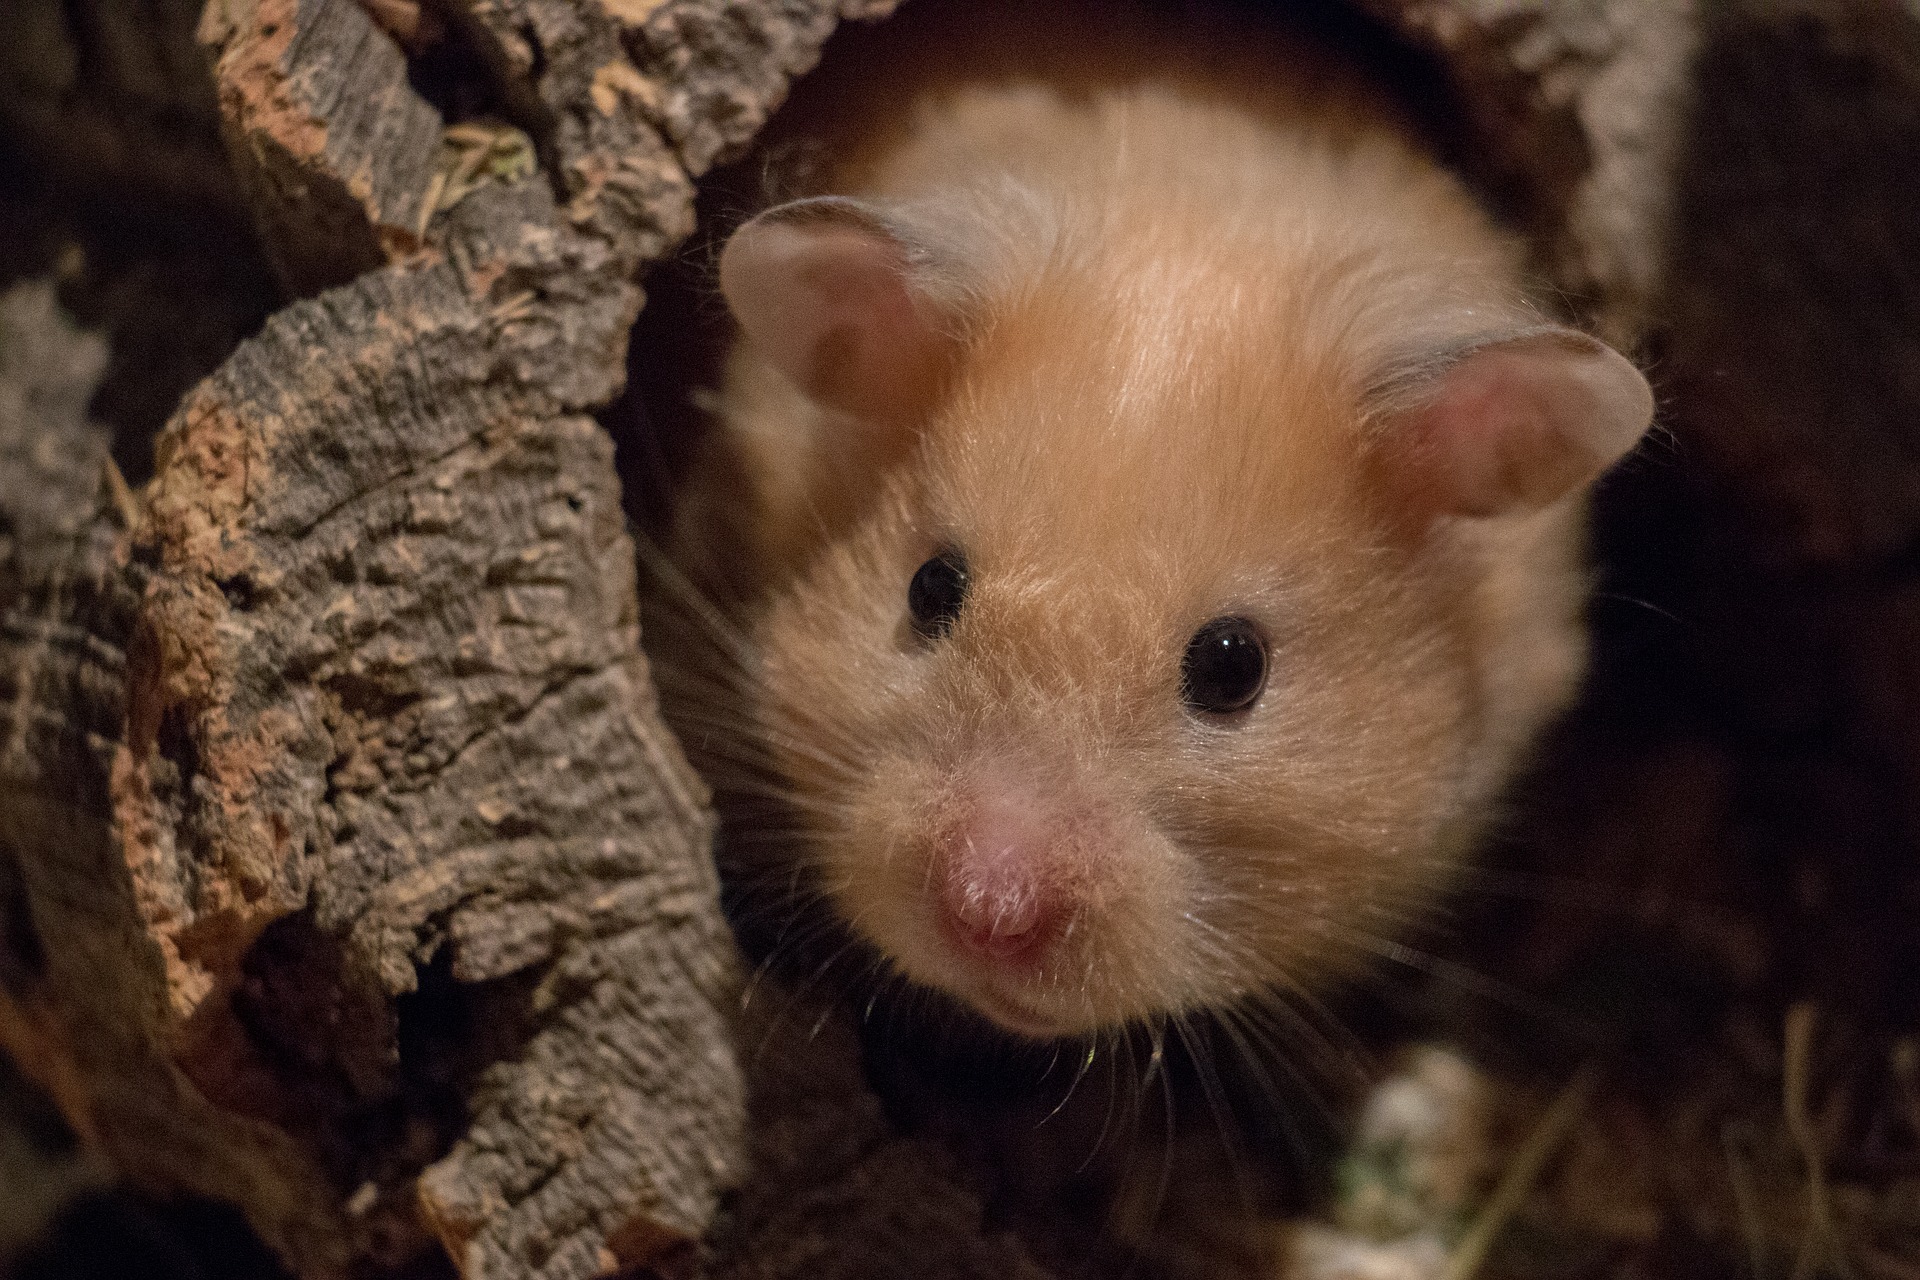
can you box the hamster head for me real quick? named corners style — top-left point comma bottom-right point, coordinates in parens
top-left (710, 177), bottom-right (1653, 1039)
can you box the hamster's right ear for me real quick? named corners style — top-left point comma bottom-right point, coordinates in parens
top-left (719, 197), bottom-right (955, 426)
top-left (1373, 327), bottom-right (1655, 519)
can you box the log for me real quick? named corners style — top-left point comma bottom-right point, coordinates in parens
top-left (0, 277), bottom-right (136, 1259)
top-left (4, 0), bottom-right (1920, 1278)
top-left (0, 274), bottom-right (344, 1270)
top-left (120, 0), bottom-right (842, 1268)
top-left (5, 0), bottom-right (1049, 1276)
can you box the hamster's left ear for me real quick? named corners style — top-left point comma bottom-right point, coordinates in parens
top-left (1376, 328), bottom-right (1654, 517)
top-left (719, 196), bottom-right (955, 427)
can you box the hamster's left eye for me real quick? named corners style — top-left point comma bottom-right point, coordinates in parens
top-left (909, 548), bottom-right (969, 639)
top-left (1181, 617), bottom-right (1268, 716)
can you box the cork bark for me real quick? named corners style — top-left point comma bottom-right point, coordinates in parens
top-left (1, 0), bottom-right (1065, 1273)
top-left (3, 0), bottom-right (1919, 1278)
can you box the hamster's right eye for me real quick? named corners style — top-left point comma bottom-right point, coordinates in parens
top-left (909, 548), bottom-right (969, 639)
top-left (1181, 616), bottom-right (1268, 716)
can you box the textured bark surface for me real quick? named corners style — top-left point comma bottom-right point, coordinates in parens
top-left (0, 278), bottom-right (141, 1256)
top-left (3, 0), bottom-right (1919, 1278)
top-left (113, 0), bottom-right (852, 1270)
top-left (4, 0), bottom-right (1051, 1277)
top-left (0, 277), bottom-right (342, 1271)
top-left (201, 0), bottom-right (445, 295)
top-left (1363, 0), bottom-right (1699, 344)
top-left (132, 262), bottom-right (743, 1277)
top-left (700, 994), bottom-right (1056, 1280)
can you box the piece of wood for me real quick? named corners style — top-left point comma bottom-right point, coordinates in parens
top-left (700, 988), bottom-right (1055, 1280)
top-left (125, 66), bottom-right (727, 1280)
top-left (0, 276), bottom-right (144, 1257)
top-left (3, 0), bottom-right (1038, 1277)
top-left (198, 0), bottom-right (444, 295)
top-left (8, 0), bottom-right (1920, 1277)
top-left (0, 277), bottom-right (348, 1273)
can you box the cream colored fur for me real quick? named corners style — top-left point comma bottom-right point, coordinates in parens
top-left (682, 14), bottom-right (1630, 1037)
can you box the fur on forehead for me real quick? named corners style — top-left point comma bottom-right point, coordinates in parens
top-left (899, 209), bottom-right (1529, 570)
top-left (914, 278), bottom-right (1357, 591)
top-left (891, 183), bottom-right (1644, 553)
top-left (873, 86), bottom-right (1531, 334)
top-left (717, 78), bottom-right (1647, 583)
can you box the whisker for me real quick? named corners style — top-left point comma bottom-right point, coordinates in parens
top-left (1209, 1001), bottom-right (1344, 1168)
top-left (633, 530), bottom-right (763, 678)
top-left (1441, 863), bottom-right (1646, 916)
top-left (1171, 1013), bottom-right (1256, 1215)
top-left (1589, 590), bottom-right (1687, 627)
top-left (1343, 928), bottom-right (1598, 1039)
top-left (1041, 1039), bottom-right (1102, 1126)
top-left (1078, 1032), bottom-right (1126, 1175)
top-left (1141, 1021), bottom-right (1180, 1233)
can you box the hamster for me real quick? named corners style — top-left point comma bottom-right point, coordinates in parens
top-left (655, 0), bottom-right (1654, 1044)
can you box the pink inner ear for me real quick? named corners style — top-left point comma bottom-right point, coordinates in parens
top-left (719, 203), bottom-right (950, 424)
top-left (1396, 331), bottom-right (1655, 518)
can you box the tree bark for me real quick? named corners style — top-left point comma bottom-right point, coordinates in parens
top-left (4, 0), bottom-right (1920, 1278)
top-left (0, 0), bottom-right (1066, 1274)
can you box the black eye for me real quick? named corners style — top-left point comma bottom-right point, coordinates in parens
top-left (909, 548), bottom-right (969, 638)
top-left (1181, 617), bottom-right (1267, 716)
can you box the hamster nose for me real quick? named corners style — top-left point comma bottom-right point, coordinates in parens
top-left (937, 811), bottom-right (1064, 965)
top-left (942, 863), bottom-right (1056, 961)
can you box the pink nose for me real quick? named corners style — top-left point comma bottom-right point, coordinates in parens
top-left (943, 864), bottom-right (1054, 960)
top-left (937, 799), bottom-right (1064, 965)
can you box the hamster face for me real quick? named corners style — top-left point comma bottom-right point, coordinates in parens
top-left (748, 271), bottom-right (1492, 1039)
top-left (693, 82), bottom-right (1650, 1042)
